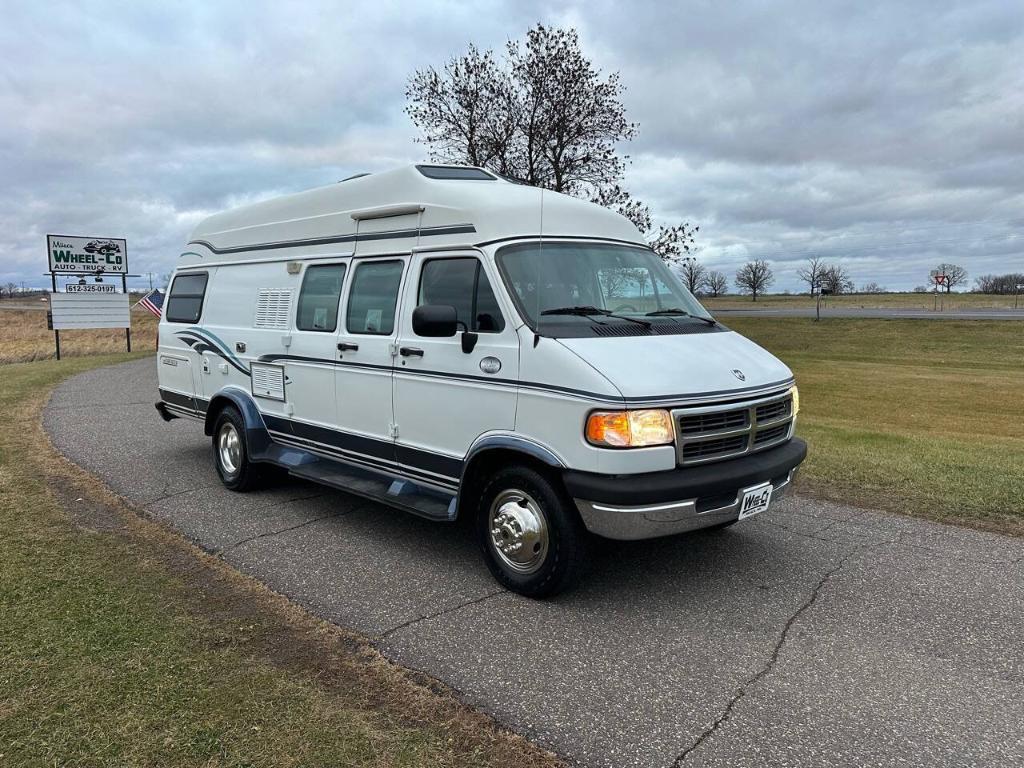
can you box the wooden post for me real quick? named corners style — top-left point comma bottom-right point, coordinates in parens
top-left (122, 273), bottom-right (131, 352)
top-left (50, 273), bottom-right (61, 360)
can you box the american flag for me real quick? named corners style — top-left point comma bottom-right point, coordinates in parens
top-left (137, 289), bottom-right (164, 317)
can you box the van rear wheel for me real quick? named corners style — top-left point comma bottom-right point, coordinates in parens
top-left (476, 465), bottom-right (587, 598)
top-left (212, 406), bottom-right (261, 492)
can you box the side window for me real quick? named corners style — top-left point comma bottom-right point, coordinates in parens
top-left (165, 272), bottom-right (209, 324)
top-left (296, 263), bottom-right (346, 331)
top-left (418, 258), bottom-right (506, 333)
top-left (346, 260), bottom-right (403, 335)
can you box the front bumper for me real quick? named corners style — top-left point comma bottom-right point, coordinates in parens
top-left (565, 438), bottom-right (807, 540)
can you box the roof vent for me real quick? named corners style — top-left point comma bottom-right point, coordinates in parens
top-left (416, 165), bottom-right (495, 181)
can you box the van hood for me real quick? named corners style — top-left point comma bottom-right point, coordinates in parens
top-left (557, 330), bottom-right (793, 404)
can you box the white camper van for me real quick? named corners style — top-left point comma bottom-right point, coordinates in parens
top-left (157, 165), bottom-right (806, 597)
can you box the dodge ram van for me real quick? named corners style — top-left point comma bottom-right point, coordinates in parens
top-left (156, 164), bottom-right (806, 597)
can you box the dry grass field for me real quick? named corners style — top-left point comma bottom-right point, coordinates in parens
top-left (728, 317), bottom-right (1024, 534)
top-left (0, 303), bottom-right (159, 364)
top-left (703, 291), bottom-right (1020, 311)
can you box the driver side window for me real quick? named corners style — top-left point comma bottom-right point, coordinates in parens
top-left (418, 258), bottom-right (505, 333)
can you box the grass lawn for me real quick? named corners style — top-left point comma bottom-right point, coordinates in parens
top-left (726, 317), bottom-right (1024, 534)
top-left (703, 291), bottom-right (1020, 311)
top-left (0, 354), bottom-right (560, 767)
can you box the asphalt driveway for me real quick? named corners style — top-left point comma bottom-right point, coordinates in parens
top-left (44, 359), bottom-right (1024, 767)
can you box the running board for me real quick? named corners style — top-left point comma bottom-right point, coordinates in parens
top-left (289, 457), bottom-right (456, 522)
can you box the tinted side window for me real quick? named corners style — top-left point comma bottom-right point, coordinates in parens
top-left (166, 272), bottom-right (209, 324)
top-left (418, 258), bottom-right (505, 333)
top-left (296, 263), bottom-right (346, 331)
top-left (346, 260), bottom-right (403, 335)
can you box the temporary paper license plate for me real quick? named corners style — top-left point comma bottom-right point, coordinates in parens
top-left (738, 483), bottom-right (773, 520)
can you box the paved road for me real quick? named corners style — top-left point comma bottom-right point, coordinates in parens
top-left (45, 359), bottom-right (1024, 768)
top-left (714, 307), bottom-right (1024, 319)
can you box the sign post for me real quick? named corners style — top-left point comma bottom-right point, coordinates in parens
top-left (930, 270), bottom-right (947, 311)
top-left (1016, 283), bottom-right (1023, 310)
top-left (45, 235), bottom-right (131, 359)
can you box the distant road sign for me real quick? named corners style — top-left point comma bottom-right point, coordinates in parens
top-left (47, 234), bottom-right (128, 275)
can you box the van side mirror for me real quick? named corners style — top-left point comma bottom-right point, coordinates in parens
top-left (412, 304), bottom-right (458, 337)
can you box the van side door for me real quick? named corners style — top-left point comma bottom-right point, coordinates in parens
top-left (310, 257), bottom-right (407, 473)
top-left (392, 252), bottom-right (519, 490)
top-left (279, 260), bottom-right (349, 431)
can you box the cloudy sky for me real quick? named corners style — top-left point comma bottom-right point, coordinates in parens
top-left (3, 0), bottom-right (1022, 291)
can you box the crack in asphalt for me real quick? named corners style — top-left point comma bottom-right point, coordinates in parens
top-left (215, 512), bottom-right (340, 557)
top-left (143, 483), bottom-right (225, 508)
top-left (760, 515), bottom-right (870, 546)
top-left (379, 589), bottom-right (507, 641)
top-left (671, 545), bottom-right (864, 767)
top-left (213, 496), bottom-right (372, 557)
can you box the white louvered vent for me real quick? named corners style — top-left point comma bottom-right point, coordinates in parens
top-left (254, 289), bottom-right (293, 329)
top-left (250, 363), bottom-right (286, 401)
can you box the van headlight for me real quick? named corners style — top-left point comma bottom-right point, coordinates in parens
top-left (585, 409), bottom-right (674, 448)
top-left (789, 384), bottom-right (800, 416)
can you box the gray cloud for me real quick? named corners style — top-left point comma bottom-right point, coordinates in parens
top-left (1, 0), bottom-right (1021, 292)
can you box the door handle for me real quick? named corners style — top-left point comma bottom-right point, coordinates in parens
top-left (399, 346), bottom-right (424, 358)
top-left (337, 342), bottom-right (359, 352)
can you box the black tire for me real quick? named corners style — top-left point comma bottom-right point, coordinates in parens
top-left (476, 465), bottom-right (587, 598)
top-left (212, 406), bottom-right (263, 492)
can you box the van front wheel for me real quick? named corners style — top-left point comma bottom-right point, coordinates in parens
top-left (476, 466), bottom-right (587, 598)
top-left (212, 406), bottom-right (261, 492)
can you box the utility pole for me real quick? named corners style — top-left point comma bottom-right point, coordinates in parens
top-left (147, 272), bottom-right (154, 290)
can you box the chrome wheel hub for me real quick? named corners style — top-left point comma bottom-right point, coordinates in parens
top-left (488, 489), bottom-right (549, 574)
top-left (217, 422), bottom-right (242, 476)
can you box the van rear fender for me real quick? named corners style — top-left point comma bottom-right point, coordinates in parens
top-left (455, 435), bottom-right (566, 519)
top-left (204, 387), bottom-right (274, 459)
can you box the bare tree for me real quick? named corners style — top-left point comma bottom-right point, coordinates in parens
top-left (735, 260), bottom-right (775, 302)
top-left (820, 264), bottom-right (855, 295)
top-left (796, 257), bottom-right (825, 295)
top-left (406, 24), bottom-right (698, 259)
top-left (3, 281), bottom-right (17, 298)
top-left (677, 257), bottom-right (707, 295)
top-left (975, 273), bottom-right (1024, 294)
top-left (859, 282), bottom-right (885, 294)
top-left (932, 263), bottom-right (967, 293)
top-left (705, 270), bottom-right (729, 297)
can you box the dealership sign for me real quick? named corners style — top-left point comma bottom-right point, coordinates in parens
top-left (47, 234), bottom-right (128, 274)
top-left (49, 293), bottom-right (131, 330)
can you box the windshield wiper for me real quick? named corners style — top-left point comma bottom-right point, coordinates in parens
top-left (645, 307), bottom-right (717, 326)
top-left (541, 305), bottom-right (652, 329)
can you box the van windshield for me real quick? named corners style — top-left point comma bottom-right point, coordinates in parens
top-left (496, 241), bottom-right (714, 336)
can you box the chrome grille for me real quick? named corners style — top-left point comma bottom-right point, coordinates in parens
top-left (678, 409), bottom-right (749, 435)
top-left (755, 399), bottom-right (791, 423)
top-left (682, 435), bottom-right (748, 461)
top-left (672, 390), bottom-right (795, 466)
top-left (754, 423), bottom-right (789, 445)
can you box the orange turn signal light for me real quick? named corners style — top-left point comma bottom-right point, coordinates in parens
top-left (585, 409), bottom-right (674, 448)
